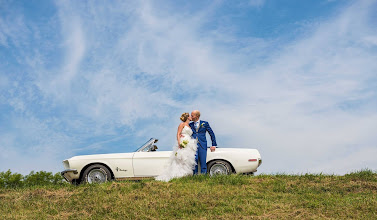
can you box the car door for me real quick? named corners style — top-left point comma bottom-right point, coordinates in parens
top-left (132, 151), bottom-right (171, 176)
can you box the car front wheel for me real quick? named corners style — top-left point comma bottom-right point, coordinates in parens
top-left (82, 164), bottom-right (112, 184)
top-left (208, 160), bottom-right (232, 176)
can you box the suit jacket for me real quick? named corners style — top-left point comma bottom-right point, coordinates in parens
top-left (189, 120), bottom-right (217, 149)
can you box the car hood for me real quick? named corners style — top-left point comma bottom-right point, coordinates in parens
top-left (69, 152), bottom-right (135, 160)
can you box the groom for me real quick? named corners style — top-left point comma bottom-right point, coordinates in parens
top-left (189, 110), bottom-right (217, 174)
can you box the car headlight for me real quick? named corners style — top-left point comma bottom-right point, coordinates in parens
top-left (63, 160), bottom-right (70, 169)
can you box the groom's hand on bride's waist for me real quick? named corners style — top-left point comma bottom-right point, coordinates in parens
top-left (210, 146), bottom-right (216, 152)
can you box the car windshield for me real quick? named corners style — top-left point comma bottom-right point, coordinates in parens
top-left (134, 138), bottom-right (156, 152)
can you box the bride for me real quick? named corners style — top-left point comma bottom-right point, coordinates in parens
top-left (155, 113), bottom-right (198, 182)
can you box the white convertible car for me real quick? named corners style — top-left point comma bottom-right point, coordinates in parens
top-left (61, 138), bottom-right (262, 184)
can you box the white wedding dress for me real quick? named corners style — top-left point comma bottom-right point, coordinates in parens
top-left (155, 126), bottom-right (198, 182)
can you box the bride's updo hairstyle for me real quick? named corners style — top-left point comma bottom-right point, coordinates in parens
top-left (180, 112), bottom-right (190, 122)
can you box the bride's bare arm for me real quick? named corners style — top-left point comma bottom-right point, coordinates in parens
top-left (177, 123), bottom-right (185, 146)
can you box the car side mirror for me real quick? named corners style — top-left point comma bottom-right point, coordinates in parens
top-left (151, 145), bottom-right (158, 151)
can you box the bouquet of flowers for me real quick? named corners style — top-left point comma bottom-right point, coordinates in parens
top-left (180, 139), bottom-right (189, 148)
top-left (176, 139), bottom-right (189, 156)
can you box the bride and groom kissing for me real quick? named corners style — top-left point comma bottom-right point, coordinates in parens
top-left (156, 110), bottom-right (217, 182)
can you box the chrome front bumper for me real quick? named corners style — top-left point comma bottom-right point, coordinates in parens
top-left (61, 169), bottom-right (78, 182)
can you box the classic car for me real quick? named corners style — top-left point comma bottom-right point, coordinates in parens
top-left (61, 138), bottom-right (262, 184)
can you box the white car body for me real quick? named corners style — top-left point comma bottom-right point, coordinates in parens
top-left (61, 138), bottom-right (262, 183)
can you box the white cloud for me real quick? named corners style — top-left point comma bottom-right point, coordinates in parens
top-left (248, 0), bottom-right (266, 8)
top-left (37, 1), bottom-right (86, 102)
top-left (313, 146), bottom-right (377, 174)
top-left (0, 74), bottom-right (9, 89)
top-left (363, 35), bottom-right (377, 46)
top-left (0, 115), bottom-right (77, 174)
top-left (193, 0), bottom-right (377, 174)
top-left (0, 6), bottom-right (29, 48)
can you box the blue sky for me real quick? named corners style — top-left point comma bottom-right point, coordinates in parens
top-left (1, 0), bottom-right (376, 174)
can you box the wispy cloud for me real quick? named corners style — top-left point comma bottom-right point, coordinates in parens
top-left (248, 0), bottom-right (266, 8)
top-left (196, 0), bottom-right (377, 174)
top-left (38, 1), bottom-right (86, 101)
top-left (0, 11), bottom-right (28, 47)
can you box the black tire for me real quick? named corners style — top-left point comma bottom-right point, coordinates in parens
top-left (207, 160), bottom-right (232, 176)
top-left (81, 164), bottom-right (112, 184)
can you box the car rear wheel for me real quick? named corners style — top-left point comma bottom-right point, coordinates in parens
top-left (208, 160), bottom-right (232, 176)
top-left (82, 164), bottom-right (112, 184)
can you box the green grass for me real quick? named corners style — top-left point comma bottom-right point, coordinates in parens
top-left (1, 170), bottom-right (376, 219)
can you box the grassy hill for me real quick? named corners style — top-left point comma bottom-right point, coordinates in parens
top-left (1, 170), bottom-right (376, 219)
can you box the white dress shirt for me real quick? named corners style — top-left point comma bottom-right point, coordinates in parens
top-left (194, 120), bottom-right (200, 129)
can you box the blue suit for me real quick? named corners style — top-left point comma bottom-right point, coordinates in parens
top-left (189, 120), bottom-right (217, 174)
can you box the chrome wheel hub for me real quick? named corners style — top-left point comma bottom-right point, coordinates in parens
top-left (87, 169), bottom-right (107, 183)
top-left (210, 164), bottom-right (228, 176)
